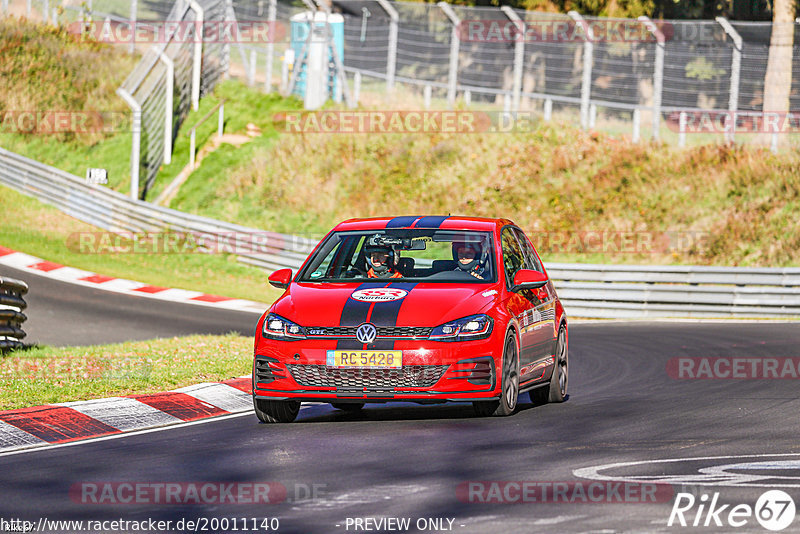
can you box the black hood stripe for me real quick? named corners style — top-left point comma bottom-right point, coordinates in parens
top-left (412, 215), bottom-right (449, 228)
top-left (365, 282), bottom-right (417, 350)
top-left (385, 216), bottom-right (421, 228)
top-left (336, 282), bottom-right (386, 349)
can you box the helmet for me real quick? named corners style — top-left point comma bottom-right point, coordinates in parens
top-left (365, 235), bottom-right (396, 276)
top-left (452, 240), bottom-right (485, 273)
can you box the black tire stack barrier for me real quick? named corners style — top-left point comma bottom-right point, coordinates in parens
top-left (0, 276), bottom-right (28, 352)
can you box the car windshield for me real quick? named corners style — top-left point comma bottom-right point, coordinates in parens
top-left (298, 229), bottom-right (496, 283)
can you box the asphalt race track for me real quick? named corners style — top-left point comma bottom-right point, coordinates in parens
top-left (2, 265), bottom-right (800, 532)
top-left (0, 264), bottom-right (258, 346)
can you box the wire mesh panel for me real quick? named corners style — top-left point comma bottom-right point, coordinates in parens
top-left (662, 21), bottom-right (731, 110)
top-left (515, 9), bottom-right (582, 101)
top-left (336, 0), bottom-right (393, 77)
top-left (393, 2), bottom-right (451, 85)
top-left (450, 5), bottom-right (515, 97)
top-left (118, 0), bottom-right (229, 199)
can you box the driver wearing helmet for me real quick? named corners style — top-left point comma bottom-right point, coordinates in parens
top-left (452, 240), bottom-right (487, 280)
top-left (365, 235), bottom-right (403, 279)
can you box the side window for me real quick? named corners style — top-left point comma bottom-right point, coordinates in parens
top-left (501, 228), bottom-right (525, 287)
top-left (512, 228), bottom-right (543, 272)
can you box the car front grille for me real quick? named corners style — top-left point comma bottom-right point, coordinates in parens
top-left (287, 364), bottom-right (448, 389)
top-left (304, 326), bottom-right (432, 339)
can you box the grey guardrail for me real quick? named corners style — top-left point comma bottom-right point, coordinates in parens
top-left (547, 264), bottom-right (800, 318)
top-left (0, 276), bottom-right (28, 351)
top-left (0, 147), bottom-right (317, 272)
top-left (1, 148), bottom-right (798, 319)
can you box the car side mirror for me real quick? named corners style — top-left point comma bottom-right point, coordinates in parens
top-left (512, 269), bottom-right (548, 291)
top-left (268, 268), bottom-right (292, 290)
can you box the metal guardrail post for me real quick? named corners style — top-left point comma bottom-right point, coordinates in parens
top-left (376, 0), bottom-right (398, 93)
top-left (218, 103), bottom-right (224, 139)
top-left (353, 71), bottom-right (361, 104)
top-left (27, 0), bottom-right (31, 16)
top-left (569, 11), bottom-right (594, 131)
top-left (156, 48), bottom-right (174, 165)
top-left (501, 6), bottom-right (524, 115)
top-left (632, 108), bottom-right (640, 142)
top-left (188, 0), bottom-right (205, 111)
top-left (2, 0), bottom-right (8, 14)
top-left (265, 0), bottom-right (277, 92)
top-left (438, 2), bottom-right (460, 108)
top-left (678, 111), bottom-right (687, 147)
top-left (544, 98), bottom-right (552, 121)
top-left (116, 88), bottom-right (142, 200)
top-left (638, 16), bottom-right (664, 141)
top-left (42, 0), bottom-right (48, 23)
top-left (716, 17), bottom-right (741, 144)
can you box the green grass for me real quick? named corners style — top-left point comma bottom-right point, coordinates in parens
top-left (0, 16), bottom-right (138, 192)
top-left (0, 334), bottom-right (251, 410)
top-left (0, 185), bottom-right (284, 303)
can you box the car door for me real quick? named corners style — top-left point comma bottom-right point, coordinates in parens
top-left (500, 227), bottom-right (543, 376)
top-left (512, 227), bottom-right (558, 363)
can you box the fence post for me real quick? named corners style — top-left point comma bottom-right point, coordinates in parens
top-left (376, 0), bottom-right (398, 93)
top-left (423, 85), bottom-right (431, 108)
top-left (129, 0), bottom-right (137, 54)
top-left (156, 49), bottom-right (174, 165)
top-left (2, 0), bottom-right (8, 14)
top-left (632, 108), bottom-right (640, 142)
top-left (716, 17), bottom-right (741, 144)
top-left (638, 16), bottom-right (664, 141)
top-left (569, 11), bottom-right (594, 131)
top-left (544, 98), bottom-right (552, 121)
top-left (589, 103), bottom-right (597, 129)
top-left (27, 0), bottom-right (31, 16)
top-left (218, 103), bottom-right (224, 139)
top-left (353, 71), bottom-right (362, 104)
top-left (42, 0), bottom-right (48, 23)
top-left (265, 0), bottom-right (277, 92)
top-left (464, 89), bottom-right (471, 106)
top-left (500, 6), bottom-right (524, 115)
top-left (438, 2), bottom-right (460, 108)
top-left (116, 88), bottom-right (141, 200)
top-left (189, 0), bottom-right (205, 111)
top-left (678, 111), bottom-right (687, 147)
top-left (248, 49), bottom-right (256, 86)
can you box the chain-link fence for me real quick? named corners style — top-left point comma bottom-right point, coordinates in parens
top-left (221, 1), bottom-right (800, 149)
top-left (4, 0), bottom-right (799, 193)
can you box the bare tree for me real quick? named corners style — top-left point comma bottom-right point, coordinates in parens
top-left (761, 0), bottom-right (795, 146)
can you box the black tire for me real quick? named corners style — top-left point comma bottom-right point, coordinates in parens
top-left (253, 397), bottom-right (301, 423)
top-left (473, 333), bottom-right (519, 417)
top-left (331, 402), bottom-right (365, 412)
top-left (529, 324), bottom-right (568, 405)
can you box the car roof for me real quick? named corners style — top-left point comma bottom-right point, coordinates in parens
top-left (333, 216), bottom-right (515, 232)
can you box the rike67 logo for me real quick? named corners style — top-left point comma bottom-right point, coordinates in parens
top-left (669, 490), bottom-right (796, 531)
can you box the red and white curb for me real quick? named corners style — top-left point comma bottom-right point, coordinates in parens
top-left (0, 245), bottom-right (268, 313)
top-left (0, 377), bottom-right (255, 453)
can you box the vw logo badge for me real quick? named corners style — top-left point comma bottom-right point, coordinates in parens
top-left (356, 323), bottom-right (377, 344)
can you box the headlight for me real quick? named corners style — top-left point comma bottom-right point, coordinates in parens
top-left (429, 314), bottom-right (493, 342)
top-left (262, 313), bottom-right (306, 340)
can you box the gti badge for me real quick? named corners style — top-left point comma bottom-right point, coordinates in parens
top-left (356, 323), bottom-right (377, 344)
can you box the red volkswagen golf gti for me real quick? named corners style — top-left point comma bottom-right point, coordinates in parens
top-left (253, 216), bottom-right (568, 423)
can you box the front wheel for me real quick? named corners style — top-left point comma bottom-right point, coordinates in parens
top-left (473, 334), bottom-right (519, 417)
top-left (253, 397), bottom-right (301, 423)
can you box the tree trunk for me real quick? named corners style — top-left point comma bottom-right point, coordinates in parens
top-left (760, 0), bottom-right (795, 147)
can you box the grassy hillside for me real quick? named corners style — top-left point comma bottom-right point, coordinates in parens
top-left (167, 123), bottom-right (800, 267)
